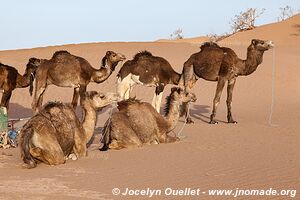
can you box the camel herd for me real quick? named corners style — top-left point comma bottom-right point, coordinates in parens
top-left (0, 39), bottom-right (273, 168)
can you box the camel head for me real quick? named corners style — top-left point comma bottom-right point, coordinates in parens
top-left (26, 57), bottom-right (42, 96)
top-left (170, 87), bottom-right (197, 104)
top-left (83, 91), bottom-right (119, 111)
top-left (250, 39), bottom-right (274, 51)
top-left (101, 51), bottom-right (126, 70)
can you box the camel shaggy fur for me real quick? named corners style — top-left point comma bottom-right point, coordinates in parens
top-left (20, 91), bottom-right (118, 168)
top-left (100, 87), bottom-right (196, 150)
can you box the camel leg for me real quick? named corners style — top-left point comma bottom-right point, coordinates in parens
top-left (72, 87), bottom-right (80, 109)
top-left (124, 84), bottom-right (133, 99)
top-left (109, 139), bottom-right (142, 150)
top-left (117, 76), bottom-right (131, 100)
top-left (79, 85), bottom-right (87, 106)
top-left (227, 78), bottom-right (237, 124)
top-left (210, 78), bottom-right (226, 124)
top-left (32, 78), bottom-right (47, 114)
top-left (182, 63), bottom-right (194, 92)
top-left (159, 133), bottom-right (179, 143)
top-left (1, 90), bottom-right (12, 109)
top-left (30, 133), bottom-right (66, 166)
top-left (151, 85), bottom-right (164, 113)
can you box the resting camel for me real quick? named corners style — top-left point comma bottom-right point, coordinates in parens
top-left (0, 58), bottom-right (41, 109)
top-left (100, 87), bottom-right (196, 150)
top-left (181, 39), bottom-right (274, 124)
top-left (117, 51), bottom-right (181, 113)
top-left (20, 91), bottom-right (118, 168)
top-left (32, 50), bottom-right (125, 113)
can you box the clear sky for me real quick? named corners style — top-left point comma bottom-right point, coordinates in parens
top-left (0, 0), bottom-right (299, 50)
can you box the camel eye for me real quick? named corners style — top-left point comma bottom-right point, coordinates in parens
top-left (99, 94), bottom-right (105, 98)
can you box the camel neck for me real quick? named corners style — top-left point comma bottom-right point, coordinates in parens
top-left (81, 104), bottom-right (97, 143)
top-left (165, 99), bottom-right (181, 132)
top-left (170, 71), bottom-right (182, 85)
top-left (238, 48), bottom-right (264, 76)
top-left (92, 60), bottom-right (115, 83)
top-left (16, 70), bottom-right (32, 88)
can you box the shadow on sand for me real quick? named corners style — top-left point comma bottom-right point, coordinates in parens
top-left (291, 24), bottom-right (300, 36)
top-left (8, 103), bottom-right (33, 119)
top-left (188, 104), bottom-right (227, 124)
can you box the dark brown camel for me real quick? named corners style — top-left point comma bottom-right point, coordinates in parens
top-left (117, 51), bottom-right (181, 113)
top-left (32, 50), bottom-right (125, 114)
top-left (0, 58), bottom-right (41, 109)
top-left (181, 39), bottom-right (274, 124)
top-left (100, 87), bottom-right (196, 150)
top-left (20, 91), bottom-right (118, 168)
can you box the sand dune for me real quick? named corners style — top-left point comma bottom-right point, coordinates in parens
top-left (0, 17), bottom-right (299, 199)
top-left (220, 14), bottom-right (300, 46)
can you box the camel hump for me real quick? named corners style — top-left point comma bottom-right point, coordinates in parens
top-left (52, 50), bottom-right (71, 59)
top-left (133, 51), bottom-right (153, 60)
top-left (117, 98), bottom-right (140, 111)
top-left (200, 42), bottom-right (220, 50)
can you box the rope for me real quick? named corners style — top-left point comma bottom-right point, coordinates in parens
top-left (175, 103), bottom-right (190, 139)
top-left (268, 47), bottom-right (278, 127)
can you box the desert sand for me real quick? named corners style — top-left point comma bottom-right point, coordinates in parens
top-left (0, 15), bottom-right (299, 200)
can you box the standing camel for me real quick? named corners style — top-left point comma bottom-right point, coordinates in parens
top-left (181, 39), bottom-right (274, 124)
top-left (117, 51), bottom-right (181, 113)
top-left (20, 91), bottom-right (118, 168)
top-left (0, 58), bottom-right (41, 109)
top-left (32, 50), bottom-right (125, 113)
top-left (100, 87), bottom-right (196, 150)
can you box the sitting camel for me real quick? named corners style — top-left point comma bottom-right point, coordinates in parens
top-left (181, 39), bottom-right (274, 124)
top-left (20, 91), bottom-right (118, 168)
top-left (32, 50), bottom-right (125, 113)
top-left (100, 87), bottom-right (196, 150)
top-left (117, 51), bottom-right (181, 113)
top-left (0, 58), bottom-right (41, 109)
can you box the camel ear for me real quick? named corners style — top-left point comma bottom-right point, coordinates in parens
top-left (251, 39), bottom-right (258, 46)
top-left (106, 51), bottom-right (112, 56)
top-left (171, 87), bottom-right (177, 93)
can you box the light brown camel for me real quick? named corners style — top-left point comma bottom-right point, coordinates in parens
top-left (0, 58), bottom-right (41, 109)
top-left (32, 50), bottom-right (125, 113)
top-left (100, 87), bottom-right (196, 151)
top-left (181, 39), bottom-right (274, 124)
top-left (117, 51), bottom-right (181, 113)
top-left (20, 91), bottom-right (118, 168)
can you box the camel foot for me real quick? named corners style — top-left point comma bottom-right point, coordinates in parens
top-left (209, 120), bottom-right (218, 124)
top-left (68, 153), bottom-right (78, 161)
top-left (228, 120), bottom-right (238, 124)
top-left (186, 117), bottom-right (194, 124)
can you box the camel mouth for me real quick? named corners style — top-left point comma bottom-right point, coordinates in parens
top-left (191, 96), bottom-right (197, 102)
top-left (119, 54), bottom-right (126, 61)
top-left (266, 41), bottom-right (275, 48)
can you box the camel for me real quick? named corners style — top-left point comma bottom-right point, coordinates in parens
top-left (181, 39), bottom-right (274, 124)
top-left (32, 50), bottom-right (125, 113)
top-left (20, 91), bottom-right (118, 168)
top-left (0, 58), bottom-right (41, 109)
top-left (100, 87), bottom-right (196, 151)
top-left (117, 51), bottom-right (181, 113)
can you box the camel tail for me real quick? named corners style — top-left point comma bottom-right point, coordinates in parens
top-left (20, 126), bottom-right (37, 168)
top-left (99, 119), bottom-right (112, 151)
